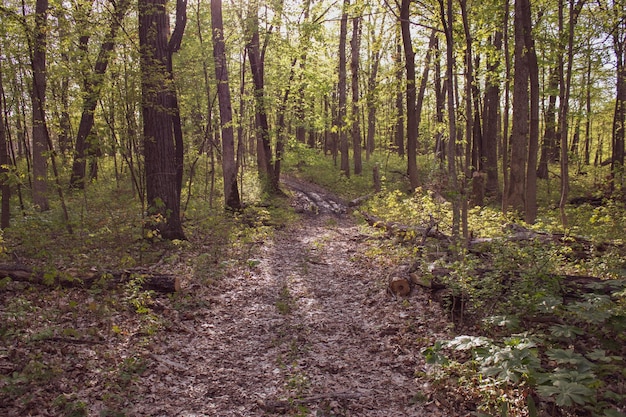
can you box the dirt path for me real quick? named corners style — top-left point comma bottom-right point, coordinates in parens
top-left (131, 179), bottom-right (453, 416)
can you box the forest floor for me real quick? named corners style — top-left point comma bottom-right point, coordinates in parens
top-left (1, 177), bottom-right (469, 416)
top-left (129, 176), bottom-right (458, 416)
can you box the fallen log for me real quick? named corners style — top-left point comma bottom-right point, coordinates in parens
top-left (361, 212), bottom-right (450, 243)
top-left (0, 265), bottom-right (180, 293)
top-left (388, 275), bottom-right (411, 296)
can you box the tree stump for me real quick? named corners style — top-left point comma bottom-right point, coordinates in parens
top-left (388, 275), bottom-right (411, 296)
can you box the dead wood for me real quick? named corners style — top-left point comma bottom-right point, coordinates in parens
top-left (388, 275), bottom-right (411, 296)
top-left (361, 212), bottom-right (450, 243)
top-left (469, 223), bottom-right (624, 259)
top-left (0, 265), bottom-right (180, 293)
top-left (419, 266), bottom-right (625, 299)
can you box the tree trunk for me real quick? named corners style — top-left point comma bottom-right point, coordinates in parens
top-left (351, 14), bottom-right (362, 175)
top-left (400, 0), bottom-right (418, 190)
top-left (537, 69), bottom-right (559, 179)
top-left (0, 64), bottom-right (10, 228)
top-left (246, 1), bottom-right (278, 194)
top-left (524, 0), bottom-right (539, 223)
top-left (482, 30), bottom-right (502, 197)
top-left (394, 31), bottom-right (405, 158)
top-left (31, 0), bottom-right (50, 211)
top-left (611, 13), bottom-right (625, 190)
top-left (441, 0), bottom-right (460, 237)
top-left (506, 0), bottom-right (530, 214)
top-left (139, 0), bottom-right (185, 240)
top-left (211, 0), bottom-right (241, 210)
top-left (69, 0), bottom-right (131, 189)
top-left (338, 0), bottom-right (350, 177)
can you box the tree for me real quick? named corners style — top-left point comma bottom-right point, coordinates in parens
top-left (351, 13), bottom-right (362, 175)
top-left (0, 62), bottom-right (10, 228)
top-left (245, 0), bottom-right (279, 194)
top-left (30, 0), bottom-right (50, 211)
top-left (400, 0), bottom-right (418, 190)
top-left (138, 0), bottom-right (186, 240)
top-left (609, 0), bottom-right (625, 190)
top-left (69, 0), bottom-right (131, 189)
top-left (211, 0), bottom-right (241, 210)
top-left (337, 0), bottom-right (350, 177)
top-left (482, 29), bottom-right (503, 197)
top-left (506, 0), bottom-right (531, 214)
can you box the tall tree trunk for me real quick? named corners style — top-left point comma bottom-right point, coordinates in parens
top-left (524, 0), bottom-right (539, 223)
top-left (69, 0), bottom-right (130, 189)
top-left (31, 0), bottom-right (50, 211)
top-left (246, 0), bottom-right (278, 193)
top-left (0, 65), bottom-right (10, 228)
top-left (139, 0), bottom-right (185, 240)
top-left (434, 37), bottom-right (445, 165)
top-left (394, 30), bottom-right (405, 157)
top-left (365, 13), bottom-right (384, 160)
top-left (351, 14), bottom-right (362, 175)
top-left (611, 8), bottom-right (625, 190)
top-left (337, 0), bottom-right (350, 177)
top-left (537, 68), bottom-right (559, 179)
top-left (400, 0), bottom-right (418, 190)
top-left (482, 30), bottom-right (502, 197)
top-left (506, 0), bottom-right (530, 214)
top-left (440, 0), bottom-right (460, 237)
top-left (294, 0), bottom-right (311, 145)
top-left (501, 0), bottom-right (511, 210)
top-left (558, 0), bottom-right (586, 225)
top-left (211, 0), bottom-right (241, 210)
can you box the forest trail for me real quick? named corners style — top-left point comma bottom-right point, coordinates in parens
top-left (131, 177), bottom-right (453, 416)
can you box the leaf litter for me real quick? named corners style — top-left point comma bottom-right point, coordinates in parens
top-left (1, 179), bottom-right (465, 416)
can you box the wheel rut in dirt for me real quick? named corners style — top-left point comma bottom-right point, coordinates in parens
top-left (132, 180), bottom-right (451, 416)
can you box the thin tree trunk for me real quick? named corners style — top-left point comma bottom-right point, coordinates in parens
top-left (441, 0), bottom-right (460, 237)
top-left (338, 0), bottom-right (350, 177)
top-left (506, 0), bottom-right (530, 214)
top-left (246, 1), bottom-right (278, 193)
top-left (351, 14), bottom-right (362, 175)
top-left (482, 30), bottom-right (502, 197)
top-left (211, 0), bottom-right (241, 210)
top-left (0, 64), bottom-right (10, 228)
top-left (400, 0), bottom-right (418, 190)
top-left (69, 0), bottom-right (130, 189)
top-left (524, 0), bottom-right (539, 223)
top-left (30, 0), bottom-right (50, 211)
top-left (394, 30), bottom-right (404, 157)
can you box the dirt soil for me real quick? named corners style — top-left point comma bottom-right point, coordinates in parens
top-left (129, 177), bottom-right (457, 416)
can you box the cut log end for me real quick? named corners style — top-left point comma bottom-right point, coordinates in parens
top-left (389, 275), bottom-right (411, 296)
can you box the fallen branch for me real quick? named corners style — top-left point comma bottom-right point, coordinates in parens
top-left (361, 212), bottom-right (450, 243)
top-left (0, 265), bottom-right (180, 293)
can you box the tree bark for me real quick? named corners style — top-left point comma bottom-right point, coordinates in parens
top-left (139, 0), bottom-right (185, 240)
top-left (69, 0), bottom-right (131, 189)
top-left (211, 0), bottom-right (241, 210)
top-left (482, 30), bottom-right (502, 197)
top-left (351, 14), bottom-right (362, 175)
top-left (524, 0), bottom-right (539, 223)
top-left (0, 265), bottom-right (180, 293)
top-left (506, 0), bottom-right (530, 214)
top-left (31, 0), bottom-right (50, 211)
top-left (0, 64), bottom-right (10, 228)
top-left (400, 0), bottom-right (418, 190)
top-left (338, 0), bottom-right (350, 177)
top-left (246, 1), bottom-right (279, 193)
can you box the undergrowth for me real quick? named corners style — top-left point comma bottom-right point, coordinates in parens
top-left (284, 150), bottom-right (626, 417)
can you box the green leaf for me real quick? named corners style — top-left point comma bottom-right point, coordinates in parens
top-left (536, 381), bottom-right (594, 407)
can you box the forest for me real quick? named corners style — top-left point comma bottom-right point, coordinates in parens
top-left (0, 0), bottom-right (625, 415)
